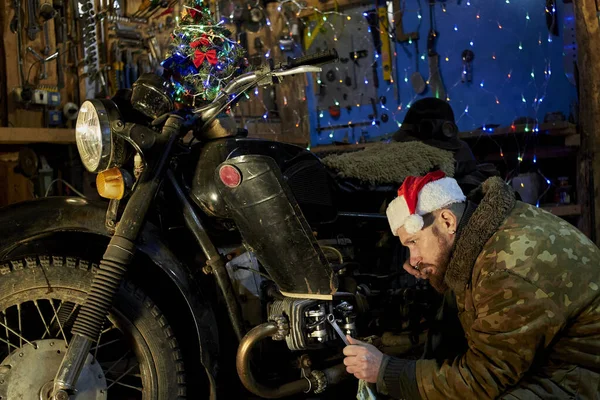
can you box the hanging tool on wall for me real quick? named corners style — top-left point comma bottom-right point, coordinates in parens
top-left (27, 0), bottom-right (41, 40)
top-left (39, 3), bottom-right (56, 56)
top-left (427, 1), bottom-right (446, 100)
top-left (546, 0), bottom-right (558, 36)
top-left (53, 0), bottom-right (67, 89)
top-left (365, 10), bottom-right (380, 88)
top-left (10, 0), bottom-right (27, 86)
top-left (393, 0), bottom-right (424, 94)
top-left (461, 49), bottom-right (474, 83)
top-left (378, 6), bottom-right (392, 82)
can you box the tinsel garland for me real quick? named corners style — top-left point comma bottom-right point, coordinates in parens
top-left (162, 0), bottom-right (248, 105)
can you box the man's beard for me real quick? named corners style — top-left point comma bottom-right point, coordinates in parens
top-left (426, 227), bottom-right (454, 293)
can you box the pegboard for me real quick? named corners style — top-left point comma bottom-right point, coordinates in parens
top-left (304, 5), bottom-right (377, 113)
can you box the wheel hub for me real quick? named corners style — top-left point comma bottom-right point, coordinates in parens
top-left (0, 339), bottom-right (107, 400)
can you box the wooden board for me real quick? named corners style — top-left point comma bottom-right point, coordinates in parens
top-left (233, 2), bottom-right (310, 145)
top-left (459, 121), bottom-right (577, 140)
top-left (0, 155), bottom-right (34, 206)
top-left (0, 127), bottom-right (75, 144)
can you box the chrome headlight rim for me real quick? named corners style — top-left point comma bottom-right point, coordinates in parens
top-left (76, 99), bottom-right (121, 173)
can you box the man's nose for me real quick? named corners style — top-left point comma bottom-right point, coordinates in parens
top-left (409, 253), bottom-right (422, 267)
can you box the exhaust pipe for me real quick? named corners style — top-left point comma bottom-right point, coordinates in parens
top-left (236, 322), bottom-right (349, 398)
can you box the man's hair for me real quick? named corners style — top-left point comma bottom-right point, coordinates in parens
top-left (422, 202), bottom-right (466, 228)
top-left (441, 202), bottom-right (466, 220)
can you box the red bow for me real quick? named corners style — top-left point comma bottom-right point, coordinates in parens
top-left (190, 34), bottom-right (211, 48)
top-left (188, 7), bottom-right (199, 19)
top-left (193, 49), bottom-right (217, 67)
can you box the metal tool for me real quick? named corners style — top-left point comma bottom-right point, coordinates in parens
top-left (327, 314), bottom-right (350, 345)
top-left (27, 0), bottom-right (41, 40)
top-left (27, 46), bottom-right (47, 79)
top-left (427, 2), bottom-right (446, 100)
top-left (53, 0), bottom-right (67, 89)
top-left (39, 3), bottom-right (56, 56)
top-left (11, 0), bottom-right (26, 86)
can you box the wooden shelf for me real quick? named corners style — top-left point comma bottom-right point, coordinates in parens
top-left (0, 128), bottom-right (76, 145)
top-left (541, 204), bottom-right (581, 217)
top-left (459, 121), bottom-right (576, 140)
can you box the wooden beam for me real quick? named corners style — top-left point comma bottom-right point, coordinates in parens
top-left (459, 121), bottom-right (576, 140)
top-left (0, 127), bottom-right (75, 144)
top-left (574, 1), bottom-right (600, 244)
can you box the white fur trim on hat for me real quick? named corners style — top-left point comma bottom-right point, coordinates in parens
top-left (386, 195), bottom-right (410, 235)
top-left (386, 177), bottom-right (465, 236)
top-left (403, 214), bottom-right (424, 234)
top-left (415, 177), bottom-right (466, 215)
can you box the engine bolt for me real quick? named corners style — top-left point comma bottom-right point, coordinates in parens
top-left (55, 390), bottom-right (69, 400)
top-left (18, 353), bottom-right (23, 357)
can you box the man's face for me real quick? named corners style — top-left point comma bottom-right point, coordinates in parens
top-left (397, 211), bottom-right (457, 293)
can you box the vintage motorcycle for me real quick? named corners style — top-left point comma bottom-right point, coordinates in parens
top-left (0, 49), bottom-right (443, 399)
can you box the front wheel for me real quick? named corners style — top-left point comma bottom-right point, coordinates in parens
top-left (0, 255), bottom-right (187, 399)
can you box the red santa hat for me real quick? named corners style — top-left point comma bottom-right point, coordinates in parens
top-left (386, 170), bottom-right (466, 236)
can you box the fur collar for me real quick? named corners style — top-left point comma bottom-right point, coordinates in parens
top-left (444, 177), bottom-right (516, 293)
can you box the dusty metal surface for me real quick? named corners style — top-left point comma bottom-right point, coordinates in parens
top-left (0, 339), bottom-right (106, 400)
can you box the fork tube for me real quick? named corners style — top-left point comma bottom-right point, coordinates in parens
top-left (52, 116), bottom-right (183, 397)
top-left (167, 170), bottom-right (245, 341)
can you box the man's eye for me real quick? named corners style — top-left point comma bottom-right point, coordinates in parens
top-left (408, 240), bottom-right (416, 245)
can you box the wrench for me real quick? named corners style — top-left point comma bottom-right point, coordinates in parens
top-left (27, 46), bottom-right (46, 79)
top-left (27, 0), bottom-right (41, 40)
top-left (327, 314), bottom-right (350, 345)
top-left (39, 3), bottom-right (56, 56)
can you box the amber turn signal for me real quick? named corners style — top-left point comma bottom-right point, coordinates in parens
top-left (96, 167), bottom-right (125, 199)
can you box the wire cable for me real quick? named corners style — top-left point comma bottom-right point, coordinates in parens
top-left (44, 178), bottom-right (87, 198)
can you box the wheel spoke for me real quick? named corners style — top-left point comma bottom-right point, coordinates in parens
top-left (48, 300), bottom-right (67, 345)
top-left (94, 320), bottom-right (106, 362)
top-left (106, 377), bottom-right (143, 392)
top-left (90, 338), bottom-right (121, 352)
top-left (0, 336), bottom-right (20, 351)
top-left (106, 362), bottom-right (139, 390)
top-left (103, 350), bottom-right (131, 376)
top-left (101, 324), bottom-right (117, 336)
top-left (34, 300), bottom-right (52, 337)
top-left (2, 313), bottom-right (8, 353)
top-left (0, 317), bottom-right (37, 349)
top-left (17, 303), bottom-right (22, 348)
top-left (41, 301), bottom-right (63, 339)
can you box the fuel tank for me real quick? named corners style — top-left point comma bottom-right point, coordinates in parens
top-left (190, 137), bottom-right (336, 224)
top-left (214, 155), bottom-right (337, 299)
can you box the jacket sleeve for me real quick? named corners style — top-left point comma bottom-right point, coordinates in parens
top-left (416, 270), bottom-right (565, 400)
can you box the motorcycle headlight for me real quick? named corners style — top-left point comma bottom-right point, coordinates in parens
top-left (76, 100), bottom-right (119, 173)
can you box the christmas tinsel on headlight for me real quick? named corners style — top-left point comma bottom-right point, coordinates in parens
top-left (162, 0), bottom-right (248, 106)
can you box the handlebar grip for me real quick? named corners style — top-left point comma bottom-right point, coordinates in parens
top-left (287, 49), bottom-right (339, 68)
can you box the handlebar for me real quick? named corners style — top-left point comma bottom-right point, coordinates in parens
top-left (192, 49), bottom-right (338, 124)
top-left (285, 49), bottom-right (338, 69)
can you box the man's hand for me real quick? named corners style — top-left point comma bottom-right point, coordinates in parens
top-left (342, 336), bottom-right (384, 383)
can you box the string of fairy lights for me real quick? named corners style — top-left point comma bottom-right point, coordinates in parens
top-left (163, 0), bottom-right (574, 206)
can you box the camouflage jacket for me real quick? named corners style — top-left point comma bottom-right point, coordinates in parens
top-left (413, 177), bottom-right (600, 399)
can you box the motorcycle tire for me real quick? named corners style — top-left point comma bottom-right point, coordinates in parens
top-left (0, 255), bottom-right (186, 399)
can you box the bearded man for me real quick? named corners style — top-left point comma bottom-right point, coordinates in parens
top-left (343, 170), bottom-right (600, 399)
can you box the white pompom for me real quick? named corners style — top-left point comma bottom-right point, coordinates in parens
top-left (404, 214), bottom-right (424, 234)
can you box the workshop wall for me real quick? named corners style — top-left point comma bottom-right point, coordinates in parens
top-left (308, 0), bottom-right (577, 146)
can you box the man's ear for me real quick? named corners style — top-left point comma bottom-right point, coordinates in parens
top-left (438, 209), bottom-right (458, 233)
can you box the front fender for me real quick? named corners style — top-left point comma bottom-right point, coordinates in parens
top-left (0, 197), bottom-right (218, 398)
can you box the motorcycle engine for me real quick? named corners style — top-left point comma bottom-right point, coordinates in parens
top-left (268, 298), bottom-right (357, 351)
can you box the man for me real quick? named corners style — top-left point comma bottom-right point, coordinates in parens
top-left (344, 170), bottom-right (600, 399)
